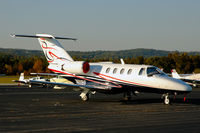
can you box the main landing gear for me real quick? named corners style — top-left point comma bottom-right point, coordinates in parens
top-left (80, 89), bottom-right (90, 101)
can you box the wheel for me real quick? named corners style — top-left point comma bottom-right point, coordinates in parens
top-left (164, 95), bottom-right (170, 105)
top-left (81, 93), bottom-right (89, 101)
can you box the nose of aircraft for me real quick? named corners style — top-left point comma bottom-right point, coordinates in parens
top-left (178, 80), bottom-right (192, 92)
top-left (169, 77), bottom-right (192, 92)
top-left (158, 76), bottom-right (192, 92)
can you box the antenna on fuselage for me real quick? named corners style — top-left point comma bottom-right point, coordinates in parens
top-left (120, 58), bottom-right (125, 65)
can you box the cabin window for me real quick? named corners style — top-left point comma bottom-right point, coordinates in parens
top-left (120, 68), bottom-right (125, 74)
top-left (113, 68), bottom-right (117, 74)
top-left (106, 68), bottom-right (110, 73)
top-left (127, 69), bottom-right (132, 75)
top-left (139, 68), bottom-right (145, 75)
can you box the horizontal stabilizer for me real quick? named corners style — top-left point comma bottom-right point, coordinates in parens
top-left (10, 34), bottom-right (77, 41)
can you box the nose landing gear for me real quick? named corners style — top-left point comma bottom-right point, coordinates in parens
top-left (162, 93), bottom-right (170, 105)
top-left (164, 95), bottom-right (170, 105)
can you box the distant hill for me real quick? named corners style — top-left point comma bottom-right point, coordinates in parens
top-left (69, 49), bottom-right (171, 59)
top-left (0, 48), bottom-right (43, 57)
top-left (0, 48), bottom-right (200, 59)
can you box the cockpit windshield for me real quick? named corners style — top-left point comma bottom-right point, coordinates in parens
top-left (147, 67), bottom-right (165, 76)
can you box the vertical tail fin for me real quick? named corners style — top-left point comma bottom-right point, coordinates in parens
top-left (36, 34), bottom-right (74, 63)
top-left (11, 34), bottom-right (76, 64)
top-left (19, 73), bottom-right (24, 81)
top-left (171, 69), bottom-right (181, 79)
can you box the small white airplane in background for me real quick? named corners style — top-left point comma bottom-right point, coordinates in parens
top-left (13, 73), bottom-right (49, 87)
top-left (171, 69), bottom-right (200, 87)
top-left (11, 34), bottom-right (192, 105)
top-left (31, 73), bottom-right (73, 89)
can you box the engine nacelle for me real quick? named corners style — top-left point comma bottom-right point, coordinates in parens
top-left (62, 61), bottom-right (90, 74)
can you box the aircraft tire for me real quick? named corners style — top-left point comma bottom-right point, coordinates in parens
top-left (81, 93), bottom-right (89, 101)
top-left (164, 95), bottom-right (170, 105)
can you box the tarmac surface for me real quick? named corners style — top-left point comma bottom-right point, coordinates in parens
top-left (0, 85), bottom-right (200, 133)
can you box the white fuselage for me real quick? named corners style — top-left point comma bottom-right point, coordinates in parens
top-left (90, 63), bottom-right (191, 92)
top-left (49, 61), bottom-right (192, 94)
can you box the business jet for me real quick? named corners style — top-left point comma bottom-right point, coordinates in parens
top-left (171, 69), bottom-right (200, 87)
top-left (11, 34), bottom-right (192, 105)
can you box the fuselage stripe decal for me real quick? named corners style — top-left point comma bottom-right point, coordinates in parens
top-left (49, 69), bottom-right (122, 88)
top-left (93, 72), bottom-right (154, 88)
top-left (47, 51), bottom-right (64, 63)
top-left (50, 68), bottom-right (156, 89)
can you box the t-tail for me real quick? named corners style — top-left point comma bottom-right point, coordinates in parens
top-left (11, 34), bottom-right (76, 64)
top-left (11, 34), bottom-right (90, 75)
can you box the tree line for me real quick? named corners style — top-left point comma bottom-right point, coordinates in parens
top-left (1, 52), bottom-right (200, 75)
top-left (0, 53), bottom-right (50, 75)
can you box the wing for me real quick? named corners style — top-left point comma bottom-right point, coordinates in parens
top-left (12, 80), bottom-right (27, 84)
top-left (29, 80), bottom-right (111, 91)
top-left (30, 73), bottom-right (72, 77)
top-left (30, 73), bottom-right (122, 92)
top-left (30, 73), bottom-right (59, 76)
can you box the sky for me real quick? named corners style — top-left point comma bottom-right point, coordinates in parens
top-left (0, 0), bottom-right (200, 51)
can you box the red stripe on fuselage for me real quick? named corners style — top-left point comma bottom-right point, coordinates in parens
top-left (49, 68), bottom-right (155, 89)
top-left (49, 69), bottom-right (122, 88)
top-left (93, 72), bottom-right (154, 88)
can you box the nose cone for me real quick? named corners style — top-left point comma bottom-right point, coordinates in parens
top-left (175, 79), bottom-right (192, 92)
top-left (157, 76), bottom-right (192, 92)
